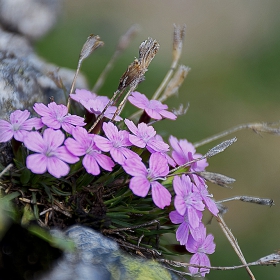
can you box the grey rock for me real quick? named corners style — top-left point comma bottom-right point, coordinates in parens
top-left (0, 0), bottom-right (62, 40)
top-left (39, 226), bottom-right (120, 280)
top-left (39, 226), bottom-right (179, 280)
top-left (0, 50), bottom-right (87, 120)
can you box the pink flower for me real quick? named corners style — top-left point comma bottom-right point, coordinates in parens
top-left (33, 102), bottom-right (85, 134)
top-left (70, 88), bottom-right (98, 102)
top-left (173, 175), bottom-right (205, 228)
top-left (0, 110), bottom-right (43, 142)
top-left (186, 223), bottom-right (216, 277)
top-left (94, 122), bottom-right (140, 164)
top-left (193, 175), bottom-right (219, 216)
top-left (169, 209), bottom-right (203, 245)
top-left (169, 135), bottom-right (208, 171)
top-left (124, 119), bottom-right (169, 153)
top-left (64, 127), bottom-right (114, 175)
top-left (128, 91), bottom-right (176, 120)
top-left (23, 128), bottom-right (79, 178)
top-left (122, 152), bottom-right (171, 209)
top-left (71, 89), bottom-right (122, 121)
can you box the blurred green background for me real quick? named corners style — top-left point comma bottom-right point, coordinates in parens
top-left (36, 1), bottom-right (280, 279)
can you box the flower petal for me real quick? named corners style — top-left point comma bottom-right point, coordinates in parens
top-left (128, 134), bottom-right (146, 148)
top-left (55, 146), bottom-right (79, 164)
top-left (151, 181), bottom-right (171, 209)
top-left (0, 120), bottom-right (13, 142)
top-left (24, 131), bottom-right (45, 153)
top-left (129, 176), bottom-right (150, 197)
top-left (124, 119), bottom-right (138, 135)
top-left (43, 128), bottom-right (65, 149)
top-left (169, 210), bottom-right (184, 224)
top-left (64, 138), bottom-right (86, 156)
top-left (10, 110), bottom-right (30, 124)
top-left (94, 135), bottom-right (112, 152)
top-left (94, 153), bottom-right (114, 171)
top-left (122, 158), bottom-right (147, 177)
top-left (102, 122), bottom-right (119, 141)
top-left (46, 156), bottom-right (70, 178)
top-left (33, 103), bottom-right (50, 117)
top-left (21, 117), bottom-right (44, 130)
top-left (110, 147), bottom-right (126, 164)
top-left (128, 91), bottom-right (149, 109)
top-left (149, 152), bottom-right (169, 177)
top-left (174, 195), bottom-right (187, 216)
top-left (26, 154), bottom-right (47, 174)
top-left (83, 154), bottom-right (100, 175)
top-left (176, 222), bottom-right (190, 245)
top-left (202, 234), bottom-right (216, 254)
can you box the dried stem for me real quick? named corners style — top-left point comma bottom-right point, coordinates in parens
top-left (88, 89), bottom-right (122, 133)
top-left (102, 219), bottom-right (159, 234)
top-left (92, 24), bottom-right (140, 93)
top-left (112, 84), bottom-right (137, 121)
top-left (168, 138), bottom-right (236, 175)
top-left (67, 34), bottom-right (104, 111)
top-left (152, 24), bottom-right (186, 100)
top-left (216, 214), bottom-right (256, 280)
top-left (194, 122), bottom-right (280, 148)
top-left (217, 196), bottom-right (274, 206)
top-left (158, 251), bottom-right (280, 271)
top-left (0, 163), bottom-right (13, 179)
top-left (159, 65), bottom-right (190, 103)
top-left (89, 37), bottom-right (159, 131)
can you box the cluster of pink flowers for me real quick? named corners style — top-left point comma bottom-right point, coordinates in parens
top-left (0, 89), bottom-right (217, 277)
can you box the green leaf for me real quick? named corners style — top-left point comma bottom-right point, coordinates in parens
top-left (51, 185), bottom-right (71, 196)
top-left (28, 225), bottom-right (76, 252)
top-left (21, 204), bottom-right (35, 226)
top-left (20, 168), bottom-right (31, 184)
top-left (39, 182), bottom-right (53, 202)
top-left (0, 191), bottom-right (20, 201)
top-left (0, 192), bottom-right (20, 237)
top-left (13, 158), bottom-right (25, 170)
top-left (76, 172), bottom-right (95, 189)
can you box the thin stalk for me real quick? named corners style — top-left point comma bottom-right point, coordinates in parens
top-left (193, 122), bottom-right (280, 148)
top-left (88, 89), bottom-right (122, 133)
top-left (216, 214), bottom-right (256, 280)
top-left (92, 24), bottom-right (140, 93)
top-left (152, 60), bottom-right (178, 100)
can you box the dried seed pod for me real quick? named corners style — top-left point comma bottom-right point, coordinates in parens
top-left (118, 38), bottom-right (160, 90)
top-left (196, 171), bottom-right (235, 188)
top-left (173, 24), bottom-right (186, 63)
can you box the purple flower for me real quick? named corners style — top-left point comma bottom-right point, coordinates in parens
top-left (23, 128), bottom-right (79, 178)
top-left (33, 102), bottom-right (85, 134)
top-left (124, 119), bottom-right (169, 153)
top-left (169, 209), bottom-right (203, 245)
top-left (128, 91), bottom-right (176, 120)
top-left (0, 110), bottom-right (43, 143)
top-left (186, 223), bottom-right (216, 277)
top-left (193, 175), bottom-right (219, 216)
top-left (70, 88), bottom-right (98, 102)
top-left (122, 152), bottom-right (171, 209)
top-left (173, 175), bottom-right (205, 228)
top-left (71, 89), bottom-right (121, 121)
top-left (169, 135), bottom-right (208, 171)
top-left (94, 122), bottom-right (140, 164)
top-left (64, 127), bottom-right (114, 175)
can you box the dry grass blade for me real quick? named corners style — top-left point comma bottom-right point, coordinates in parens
top-left (67, 34), bottom-right (104, 111)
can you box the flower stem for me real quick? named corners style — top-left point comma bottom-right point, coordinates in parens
top-left (216, 214), bottom-right (256, 280)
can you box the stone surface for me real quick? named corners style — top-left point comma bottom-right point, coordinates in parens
top-left (0, 0), bottom-right (61, 40)
top-left (0, 50), bottom-right (87, 120)
top-left (39, 225), bottom-right (178, 280)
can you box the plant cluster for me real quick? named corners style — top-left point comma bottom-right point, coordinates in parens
top-left (0, 25), bottom-right (279, 279)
